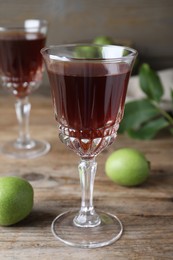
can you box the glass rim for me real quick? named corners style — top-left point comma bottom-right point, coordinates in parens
top-left (41, 43), bottom-right (138, 62)
top-left (0, 19), bottom-right (48, 31)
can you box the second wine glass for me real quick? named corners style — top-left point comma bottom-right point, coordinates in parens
top-left (0, 19), bottom-right (50, 159)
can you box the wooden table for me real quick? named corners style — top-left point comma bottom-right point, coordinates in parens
top-left (0, 95), bottom-right (173, 260)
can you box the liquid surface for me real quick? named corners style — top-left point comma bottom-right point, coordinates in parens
top-left (48, 61), bottom-right (130, 136)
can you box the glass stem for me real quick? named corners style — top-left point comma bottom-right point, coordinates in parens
top-left (15, 96), bottom-right (33, 148)
top-left (73, 158), bottom-right (101, 227)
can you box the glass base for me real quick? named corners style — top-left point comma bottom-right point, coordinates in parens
top-left (51, 210), bottom-right (123, 248)
top-left (1, 139), bottom-right (50, 159)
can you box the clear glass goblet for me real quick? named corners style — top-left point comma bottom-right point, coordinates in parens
top-left (0, 19), bottom-right (50, 159)
top-left (41, 44), bottom-right (137, 248)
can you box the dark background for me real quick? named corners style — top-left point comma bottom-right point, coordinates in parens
top-left (0, 0), bottom-right (172, 95)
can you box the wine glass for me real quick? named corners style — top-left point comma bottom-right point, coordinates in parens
top-left (0, 19), bottom-right (50, 159)
top-left (41, 44), bottom-right (137, 248)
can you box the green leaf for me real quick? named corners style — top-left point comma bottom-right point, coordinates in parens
top-left (119, 99), bottom-right (160, 133)
top-left (139, 63), bottom-right (164, 102)
top-left (171, 89), bottom-right (173, 106)
top-left (169, 127), bottom-right (173, 135)
top-left (127, 117), bottom-right (169, 140)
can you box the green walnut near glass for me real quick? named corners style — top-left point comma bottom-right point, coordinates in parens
top-left (105, 148), bottom-right (150, 186)
top-left (74, 36), bottom-right (114, 59)
top-left (0, 176), bottom-right (33, 226)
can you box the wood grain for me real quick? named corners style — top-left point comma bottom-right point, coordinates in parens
top-left (0, 95), bottom-right (173, 259)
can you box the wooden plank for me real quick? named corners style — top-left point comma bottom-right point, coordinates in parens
top-left (0, 96), bottom-right (173, 259)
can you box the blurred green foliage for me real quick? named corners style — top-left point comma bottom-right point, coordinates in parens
top-left (119, 64), bottom-right (173, 139)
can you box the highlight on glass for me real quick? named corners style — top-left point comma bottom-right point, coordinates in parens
top-left (0, 19), bottom-right (50, 159)
top-left (41, 44), bottom-right (137, 248)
